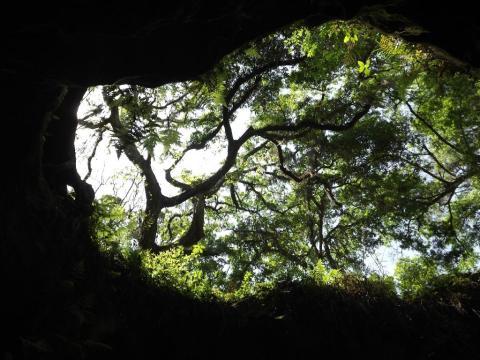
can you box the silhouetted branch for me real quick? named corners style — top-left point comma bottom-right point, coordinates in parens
top-left (83, 129), bottom-right (105, 181)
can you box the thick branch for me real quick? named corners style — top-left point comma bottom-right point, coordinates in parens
top-left (178, 195), bottom-right (206, 248)
top-left (163, 142), bottom-right (242, 207)
top-left (224, 57), bottom-right (305, 104)
top-left (400, 156), bottom-right (449, 183)
top-left (239, 180), bottom-right (285, 214)
top-left (243, 140), bottom-right (269, 160)
top-left (165, 169), bottom-right (192, 191)
top-left (406, 102), bottom-right (461, 154)
top-left (222, 106), bottom-right (234, 144)
top-left (163, 103), bottom-right (371, 207)
top-left (227, 77), bottom-right (261, 117)
top-left (417, 175), bottom-right (467, 206)
top-left (152, 92), bottom-right (189, 110)
top-left (422, 144), bottom-right (456, 177)
top-left (169, 121), bottom-right (223, 170)
top-left (274, 141), bottom-right (311, 182)
top-left (254, 103), bottom-right (371, 135)
top-left (106, 102), bottom-right (165, 251)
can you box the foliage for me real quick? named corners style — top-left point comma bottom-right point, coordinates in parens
top-left (311, 261), bottom-right (342, 285)
top-left (395, 256), bottom-right (480, 302)
top-left (79, 19), bottom-right (480, 296)
top-left (91, 195), bottom-right (138, 253)
top-left (394, 257), bottom-right (439, 298)
top-left (140, 244), bottom-right (214, 298)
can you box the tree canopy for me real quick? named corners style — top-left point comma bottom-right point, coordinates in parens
top-left (77, 20), bottom-right (480, 295)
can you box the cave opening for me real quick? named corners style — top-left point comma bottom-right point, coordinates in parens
top-left (3, 2), bottom-right (480, 359)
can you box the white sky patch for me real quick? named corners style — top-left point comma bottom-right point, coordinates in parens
top-left (365, 244), bottom-right (419, 276)
top-left (76, 126), bottom-right (145, 207)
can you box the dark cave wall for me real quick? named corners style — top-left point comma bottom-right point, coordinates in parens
top-left (2, 1), bottom-right (479, 88)
top-left (1, 78), bottom-right (93, 342)
top-left (1, 1), bottom-right (354, 86)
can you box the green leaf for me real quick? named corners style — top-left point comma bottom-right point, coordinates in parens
top-left (245, 47), bottom-right (260, 58)
top-left (358, 60), bottom-right (365, 72)
top-left (358, 59), bottom-right (371, 75)
top-left (344, 32), bottom-right (358, 44)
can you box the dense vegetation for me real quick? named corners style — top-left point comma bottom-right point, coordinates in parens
top-left (75, 21), bottom-right (480, 299)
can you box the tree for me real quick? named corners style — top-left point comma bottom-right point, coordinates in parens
top-left (79, 21), bottom-right (480, 287)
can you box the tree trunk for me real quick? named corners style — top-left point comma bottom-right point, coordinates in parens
top-left (43, 86), bottom-right (94, 210)
top-left (140, 177), bottom-right (163, 251)
top-left (106, 103), bottom-right (164, 251)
